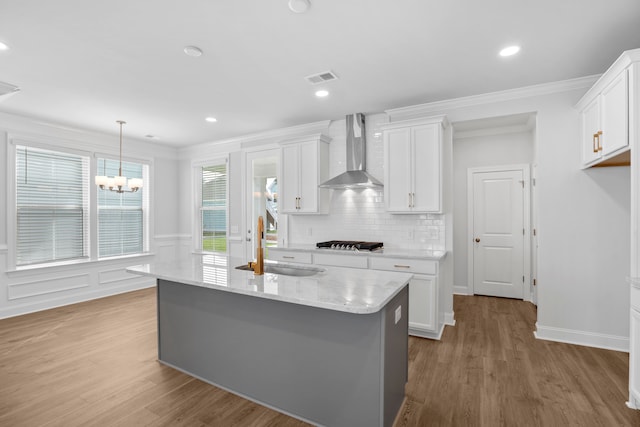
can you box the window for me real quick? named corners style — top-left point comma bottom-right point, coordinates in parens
top-left (97, 158), bottom-right (147, 258)
top-left (15, 145), bottom-right (89, 266)
top-left (200, 163), bottom-right (227, 253)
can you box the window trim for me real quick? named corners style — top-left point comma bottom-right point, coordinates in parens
top-left (193, 156), bottom-right (229, 254)
top-left (6, 134), bottom-right (154, 271)
top-left (92, 152), bottom-right (153, 262)
top-left (95, 156), bottom-right (150, 260)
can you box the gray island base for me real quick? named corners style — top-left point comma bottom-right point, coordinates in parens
top-left (158, 279), bottom-right (408, 427)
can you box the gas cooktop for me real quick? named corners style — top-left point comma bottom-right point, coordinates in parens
top-left (316, 240), bottom-right (383, 252)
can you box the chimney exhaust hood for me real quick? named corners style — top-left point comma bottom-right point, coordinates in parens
top-left (319, 113), bottom-right (383, 189)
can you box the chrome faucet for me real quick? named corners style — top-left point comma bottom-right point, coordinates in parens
top-left (248, 216), bottom-right (264, 275)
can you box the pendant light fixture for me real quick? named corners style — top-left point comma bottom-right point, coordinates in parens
top-left (95, 120), bottom-right (143, 193)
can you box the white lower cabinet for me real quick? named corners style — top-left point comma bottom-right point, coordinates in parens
top-left (267, 250), bottom-right (312, 264)
top-left (369, 257), bottom-right (440, 338)
top-left (407, 275), bottom-right (437, 337)
top-left (267, 249), bottom-right (444, 339)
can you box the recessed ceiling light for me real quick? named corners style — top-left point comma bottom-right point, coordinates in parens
top-left (0, 42), bottom-right (9, 51)
top-left (205, 117), bottom-right (217, 123)
top-left (184, 46), bottom-right (203, 57)
top-left (288, 0), bottom-right (311, 13)
top-left (315, 90), bottom-right (329, 98)
top-left (499, 45), bottom-right (520, 57)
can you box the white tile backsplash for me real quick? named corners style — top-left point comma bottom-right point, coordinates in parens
top-left (287, 113), bottom-right (445, 251)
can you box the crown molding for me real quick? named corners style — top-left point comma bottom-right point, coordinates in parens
top-left (385, 75), bottom-right (600, 121)
top-left (0, 111), bottom-right (178, 158)
top-left (179, 120), bottom-right (332, 158)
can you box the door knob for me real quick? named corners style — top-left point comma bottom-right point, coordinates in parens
top-left (475, 238), bottom-right (480, 243)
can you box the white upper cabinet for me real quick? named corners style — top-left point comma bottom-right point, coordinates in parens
top-left (600, 71), bottom-right (629, 155)
top-left (581, 96), bottom-right (602, 165)
top-left (577, 49), bottom-right (640, 168)
top-left (279, 134), bottom-right (330, 214)
top-left (381, 116), bottom-right (446, 213)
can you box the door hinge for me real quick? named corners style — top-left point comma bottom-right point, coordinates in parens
top-left (532, 178), bottom-right (536, 186)
top-left (523, 228), bottom-right (525, 235)
top-left (533, 228), bottom-right (537, 236)
top-left (533, 278), bottom-right (537, 286)
top-left (520, 180), bottom-right (525, 188)
top-left (523, 276), bottom-right (525, 283)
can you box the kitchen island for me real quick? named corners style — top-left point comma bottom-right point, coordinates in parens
top-left (127, 255), bottom-right (412, 427)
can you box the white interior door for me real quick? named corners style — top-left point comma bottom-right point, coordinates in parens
top-left (470, 167), bottom-right (526, 299)
top-left (245, 149), bottom-right (279, 261)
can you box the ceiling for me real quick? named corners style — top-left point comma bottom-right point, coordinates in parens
top-left (1, 0), bottom-right (639, 147)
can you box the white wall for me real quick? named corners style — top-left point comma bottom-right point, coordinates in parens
top-left (396, 79), bottom-right (630, 350)
top-left (0, 112), bottom-right (180, 318)
top-left (452, 128), bottom-right (534, 295)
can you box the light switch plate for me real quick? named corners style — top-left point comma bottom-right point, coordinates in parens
top-left (395, 305), bottom-right (402, 324)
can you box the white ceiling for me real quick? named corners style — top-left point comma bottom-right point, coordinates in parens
top-left (1, 0), bottom-right (639, 147)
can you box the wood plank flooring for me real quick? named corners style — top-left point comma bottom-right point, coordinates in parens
top-left (1, 289), bottom-right (639, 426)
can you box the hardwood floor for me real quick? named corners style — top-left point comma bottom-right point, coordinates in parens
top-left (1, 290), bottom-right (639, 426)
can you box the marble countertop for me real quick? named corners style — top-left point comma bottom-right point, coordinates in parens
top-left (127, 255), bottom-right (412, 315)
top-left (270, 245), bottom-right (447, 261)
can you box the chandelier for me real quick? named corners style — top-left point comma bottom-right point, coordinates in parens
top-left (95, 120), bottom-right (142, 193)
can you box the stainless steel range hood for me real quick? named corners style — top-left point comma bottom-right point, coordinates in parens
top-left (319, 113), bottom-right (383, 189)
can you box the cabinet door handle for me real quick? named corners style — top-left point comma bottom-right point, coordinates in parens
top-left (412, 192), bottom-right (415, 208)
top-left (394, 264), bottom-right (411, 269)
top-left (475, 238), bottom-right (481, 243)
top-left (597, 130), bottom-right (603, 152)
top-left (593, 133), bottom-right (598, 153)
top-left (283, 256), bottom-right (295, 259)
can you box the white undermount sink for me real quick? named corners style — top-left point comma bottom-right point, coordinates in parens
top-left (235, 263), bottom-right (325, 277)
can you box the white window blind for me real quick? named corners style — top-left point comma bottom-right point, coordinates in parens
top-left (16, 145), bottom-right (89, 266)
top-left (97, 158), bottom-right (146, 258)
top-left (201, 163), bottom-right (227, 253)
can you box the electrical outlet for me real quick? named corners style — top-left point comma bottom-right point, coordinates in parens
top-left (395, 305), bottom-right (402, 324)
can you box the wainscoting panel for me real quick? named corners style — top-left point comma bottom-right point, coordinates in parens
top-left (8, 273), bottom-right (90, 300)
top-left (1, 246), bottom-right (159, 319)
top-left (99, 267), bottom-right (149, 287)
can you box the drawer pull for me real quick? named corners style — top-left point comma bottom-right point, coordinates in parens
top-left (283, 256), bottom-right (295, 259)
top-left (394, 264), bottom-right (411, 269)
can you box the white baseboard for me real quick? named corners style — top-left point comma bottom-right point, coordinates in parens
top-left (444, 311), bottom-right (456, 326)
top-left (410, 324), bottom-right (444, 340)
top-left (453, 285), bottom-right (470, 295)
top-left (534, 322), bottom-right (629, 353)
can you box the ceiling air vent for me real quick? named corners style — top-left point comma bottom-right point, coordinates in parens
top-left (305, 70), bottom-right (338, 85)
